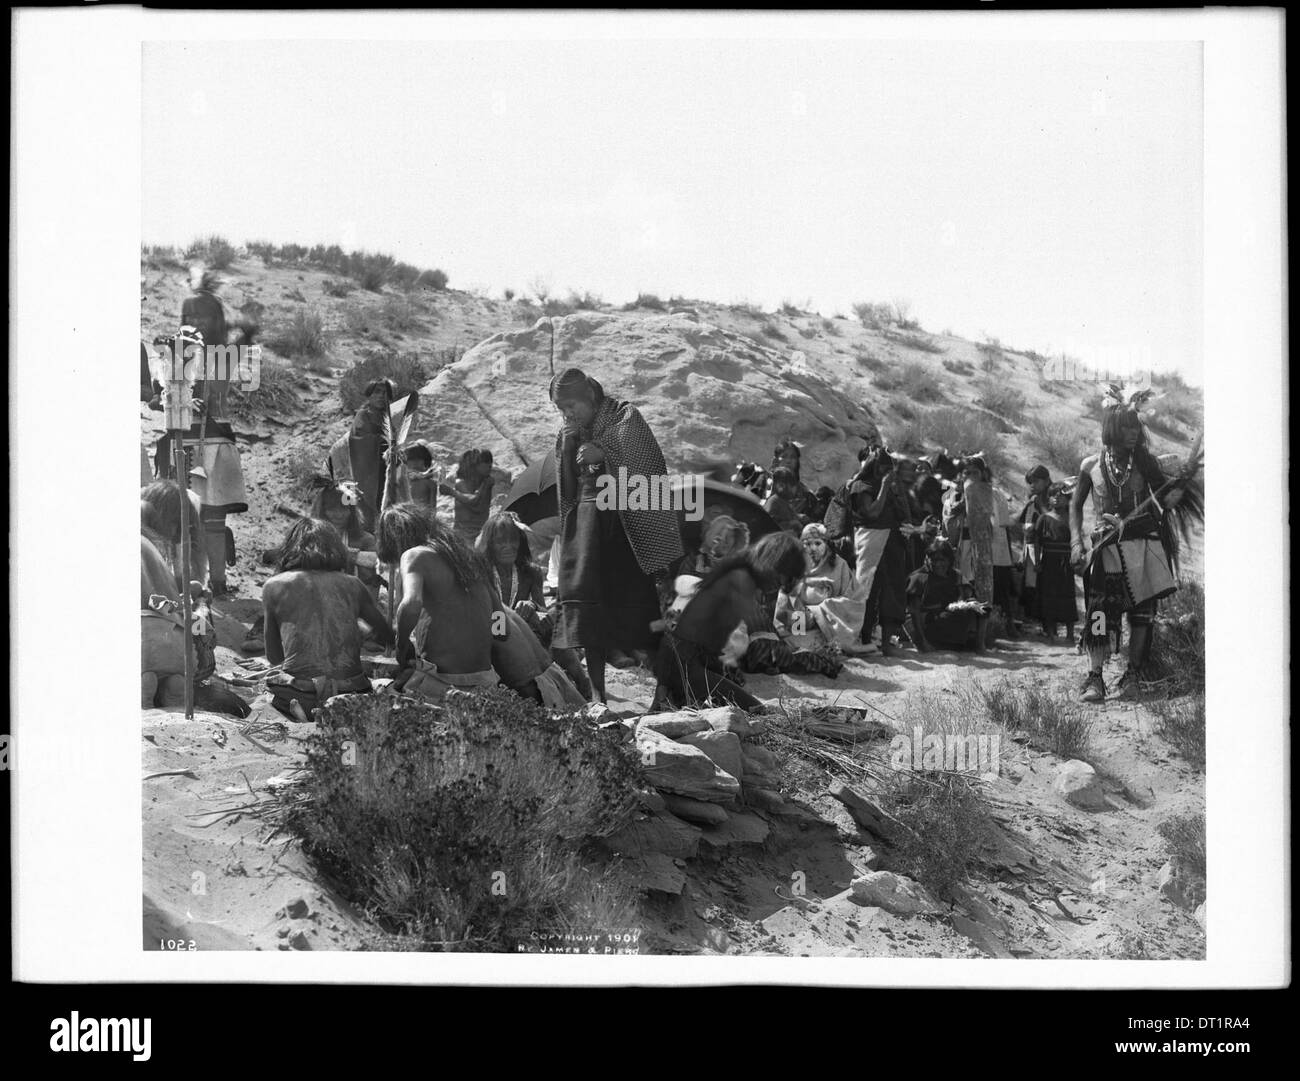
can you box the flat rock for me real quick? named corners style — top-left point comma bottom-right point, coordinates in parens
top-left (601, 808), bottom-right (702, 860)
top-left (679, 730), bottom-right (746, 784)
top-left (699, 809), bottom-right (770, 850)
top-left (743, 787), bottom-right (786, 813)
top-left (662, 793), bottom-right (730, 826)
top-left (697, 705), bottom-right (761, 738)
top-left (1052, 760), bottom-right (1109, 811)
top-left (1194, 902), bottom-right (1207, 930)
top-left (827, 781), bottom-right (917, 847)
top-left (637, 711), bottom-right (712, 739)
top-left (849, 871), bottom-right (942, 916)
top-left (740, 743), bottom-right (781, 788)
top-left (636, 727), bottom-right (740, 802)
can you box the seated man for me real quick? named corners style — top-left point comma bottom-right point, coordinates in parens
top-left (263, 518), bottom-right (394, 720)
top-left (906, 538), bottom-right (989, 653)
top-left (378, 502), bottom-right (501, 703)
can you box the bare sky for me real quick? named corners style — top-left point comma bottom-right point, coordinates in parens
top-left (143, 33), bottom-right (1203, 382)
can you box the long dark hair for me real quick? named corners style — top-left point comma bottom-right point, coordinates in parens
top-left (476, 510), bottom-right (534, 569)
top-left (276, 518), bottom-right (349, 573)
top-left (698, 531), bottom-right (806, 595)
top-left (377, 501), bottom-right (485, 591)
top-left (1101, 407), bottom-right (1164, 480)
top-left (141, 480), bottom-right (185, 544)
top-left (456, 448), bottom-right (493, 482)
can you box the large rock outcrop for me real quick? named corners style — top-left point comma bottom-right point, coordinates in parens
top-left (412, 311), bottom-right (881, 482)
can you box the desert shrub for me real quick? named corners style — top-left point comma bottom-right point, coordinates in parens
top-left (891, 297), bottom-right (919, 330)
top-left (502, 288), bottom-right (516, 302)
top-left (1026, 416), bottom-right (1092, 476)
top-left (1146, 381), bottom-right (1202, 436)
top-left (884, 328), bottom-right (946, 354)
top-left (322, 278), bottom-right (355, 298)
top-left (354, 253), bottom-right (393, 292)
top-left (760, 321), bottom-right (786, 341)
top-left (183, 234), bottom-right (237, 270)
top-left (821, 318), bottom-right (841, 336)
top-left (625, 293), bottom-right (665, 311)
top-left (338, 347), bottom-right (430, 412)
top-left (798, 325), bottom-right (818, 340)
top-left (1148, 578), bottom-right (1205, 694)
top-left (876, 360), bottom-right (943, 403)
top-left (267, 307), bottom-right (331, 362)
top-left (855, 346), bottom-right (888, 373)
top-left (780, 299), bottom-right (807, 317)
top-left (285, 442), bottom-right (332, 494)
top-left (1156, 811), bottom-right (1206, 879)
top-left (943, 357), bottom-right (976, 377)
top-left (244, 240), bottom-right (277, 266)
top-left (976, 678), bottom-right (1093, 760)
top-left (1149, 694), bottom-right (1205, 770)
top-left (542, 297), bottom-right (575, 317)
top-left (288, 690), bottom-right (642, 950)
top-left (389, 262), bottom-right (422, 292)
top-left (852, 300), bottom-right (894, 329)
top-left (884, 772), bottom-right (994, 898)
top-left (976, 338), bottom-right (1004, 371)
top-left (565, 290), bottom-right (604, 311)
top-left (975, 378), bottom-right (1027, 424)
top-left (276, 242), bottom-right (309, 264)
top-left (381, 292), bottom-right (424, 333)
top-left (142, 244), bottom-right (185, 270)
top-left (226, 358), bottom-right (301, 422)
top-left (417, 268), bottom-right (450, 291)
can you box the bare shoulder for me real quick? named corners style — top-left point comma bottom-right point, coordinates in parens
top-left (1078, 452), bottom-right (1100, 473)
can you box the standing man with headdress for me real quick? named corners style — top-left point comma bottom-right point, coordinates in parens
top-left (549, 367), bottom-right (683, 702)
top-left (1070, 385), bottom-right (1190, 702)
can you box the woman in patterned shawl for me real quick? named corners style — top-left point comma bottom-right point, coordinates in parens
top-left (549, 368), bottom-right (684, 703)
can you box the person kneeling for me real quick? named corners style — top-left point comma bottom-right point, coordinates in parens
top-left (907, 538), bottom-right (990, 654)
top-left (263, 518), bottom-right (393, 720)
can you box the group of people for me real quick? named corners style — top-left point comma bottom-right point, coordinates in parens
top-left (142, 274), bottom-right (1193, 716)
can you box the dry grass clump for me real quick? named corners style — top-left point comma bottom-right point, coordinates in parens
top-left (338, 348), bottom-right (430, 413)
top-left (976, 677), bottom-right (1092, 759)
top-left (624, 293), bottom-right (666, 311)
top-left (290, 690), bottom-right (643, 951)
top-left (1026, 416), bottom-right (1091, 476)
top-left (975, 378), bottom-right (1027, 425)
top-left (1156, 811), bottom-right (1206, 879)
top-left (266, 306), bottom-right (331, 363)
top-left (883, 772), bottom-right (994, 898)
top-left (226, 359), bottom-right (302, 422)
top-left (876, 360), bottom-right (944, 403)
top-left (184, 234), bottom-right (237, 270)
top-left (884, 328), bottom-right (946, 354)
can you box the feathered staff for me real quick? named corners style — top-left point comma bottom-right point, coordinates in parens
top-left (379, 398), bottom-right (418, 640)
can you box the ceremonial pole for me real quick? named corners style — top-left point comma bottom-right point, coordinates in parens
top-left (162, 332), bottom-right (199, 719)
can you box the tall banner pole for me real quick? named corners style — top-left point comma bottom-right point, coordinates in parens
top-left (163, 333), bottom-right (199, 719)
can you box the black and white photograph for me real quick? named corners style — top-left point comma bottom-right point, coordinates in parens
top-left (11, 8), bottom-right (1287, 1001)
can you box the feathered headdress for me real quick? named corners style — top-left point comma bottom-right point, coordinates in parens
top-left (1102, 382), bottom-right (1159, 413)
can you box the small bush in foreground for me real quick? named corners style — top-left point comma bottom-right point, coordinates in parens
top-left (290, 690), bottom-right (642, 950)
top-left (1149, 694), bottom-right (1205, 770)
top-left (1156, 812), bottom-right (1206, 879)
top-left (884, 773), bottom-right (994, 898)
top-left (1148, 578), bottom-right (1205, 694)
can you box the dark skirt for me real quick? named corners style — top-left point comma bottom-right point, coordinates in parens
top-left (553, 500), bottom-right (660, 654)
top-left (992, 565), bottom-right (1017, 612)
top-left (921, 607), bottom-right (981, 648)
top-left (654, 632), bottom-right (762, 711)
top-left (1035, 549), bottom-right (1079, 624)
top-left (861, 530), bottom-right (908, 637)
